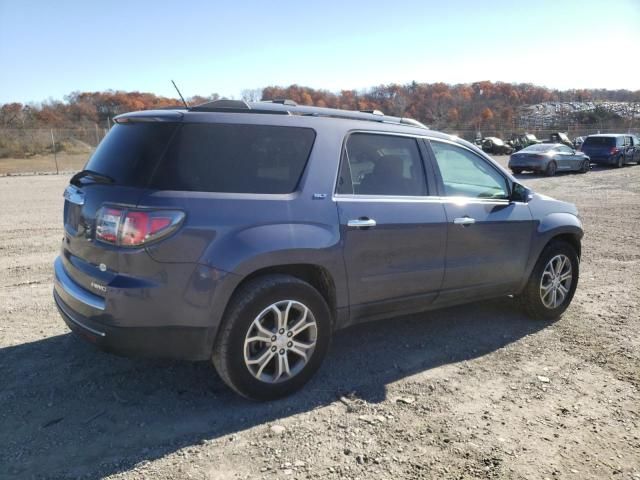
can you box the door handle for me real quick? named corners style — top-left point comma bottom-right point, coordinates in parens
top-left (453, 216), bottom-right (476, 226)
top-left (347, 218), bottom-right (377, 228)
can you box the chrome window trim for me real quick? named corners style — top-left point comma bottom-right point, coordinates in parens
top-left (333, 193), bottom-right (510, 205)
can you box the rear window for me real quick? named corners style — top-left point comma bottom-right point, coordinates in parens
top-left (84, 123), bottom-right (177, 186)
top-left (150, 124), bottom-right (316, 194)
top-left (521, 144), bottom-right (554, 153)
top-left (583, 136), bottom-right (616, 147)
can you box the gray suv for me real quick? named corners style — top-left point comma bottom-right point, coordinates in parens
top-left (54, 100), bottom-right (583, 400)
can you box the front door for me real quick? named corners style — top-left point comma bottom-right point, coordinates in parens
top-left (427, 140), bottom-right (535, 303)
top-left (335, 132), bottom-right (447, 321)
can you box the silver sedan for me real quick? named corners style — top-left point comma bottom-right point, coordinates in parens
top-left (508, 143), bottom-right (591, 176)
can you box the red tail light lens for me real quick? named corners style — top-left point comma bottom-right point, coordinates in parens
top-left (96, 207), bottom-right (184, 247)
top-left (610, 147), bottom-right (619, 155)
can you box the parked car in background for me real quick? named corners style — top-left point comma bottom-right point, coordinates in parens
top-left (509, 143), bottom-right (591, 176)
top-left (53, 100), bottom-right (583, 400)
top-left (545, 132), bottom-right (573, 148)
top-left (573, 136), bottom-right (585, 149)
top-left (580, 134), bottom-right (640, 167)
top-left (482, 137), bottom-right (514, 155)
top-left (509, 133), bottom-right (542, 151)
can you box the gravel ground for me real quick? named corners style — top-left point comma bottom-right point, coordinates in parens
top-left (0, 158), bottom-right (638, 480)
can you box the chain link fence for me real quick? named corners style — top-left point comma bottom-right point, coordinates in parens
top-left (1, 120), bottom-right (638, 175)
top-left (0, 126), bottom-right (109, 175)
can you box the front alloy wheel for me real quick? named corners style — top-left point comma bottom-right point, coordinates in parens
top-left (539, 254), bottom-right (573, 309)
top-left (518, 240), bottom-right (579, 321)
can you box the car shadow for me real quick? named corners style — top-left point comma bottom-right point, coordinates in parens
top-left (0, 298), bottom-right (547, 478)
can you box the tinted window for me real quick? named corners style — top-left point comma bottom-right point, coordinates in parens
top-left (558, 145), bottom-right (573, 154)
top-left (583, 137), bottom-right (615, 147)
top-left (337, 133), bottom-right (427, 196)
top-left (151, 124), bottom-right (315, 194)
top-left (430, 141), bottom-right (509, 199)
top-left (85, 123), bottom-right (177, 186)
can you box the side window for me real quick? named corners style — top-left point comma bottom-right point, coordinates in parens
top-left (150, 124), bottom-right (315, 194)
top-left (558, 145), bottom-right (573, 154)
top-left (337, 133), bottom-right (427, 196)
top-left (430, 141), bottom-right (509, 200)
top-left (625, 136), bottom-right (632, 147)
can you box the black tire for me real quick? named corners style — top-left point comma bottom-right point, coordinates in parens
top-left (511, 168), bottom-right (523, 175)
top-left (212, 274), bottom-right (331, 401)
top-left (517, 240), bottom-right (579, 321)
top-left (545, 161), bottom-right (557, 177)
top-left (579, 159), bottom-right (590, 173)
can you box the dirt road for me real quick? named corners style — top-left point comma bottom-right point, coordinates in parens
top-left (1, 159), bottom-right (638, 479)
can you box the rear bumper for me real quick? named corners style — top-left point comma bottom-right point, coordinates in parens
top-left (52, 255), bottom-right (225, 361)
top-left (54, 289), bottom-right (214, 360)
top-left (588, 155), bottom-right (616, 165)
top-left (508, 161), bottom-right (546, 171)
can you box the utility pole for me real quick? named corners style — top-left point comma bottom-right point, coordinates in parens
top-left (50, 129), bottom-right (59, 174)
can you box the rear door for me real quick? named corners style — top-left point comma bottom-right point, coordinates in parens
top-left (335, 132), bottom-right (447, 321)
top-left (426, 140), bottom-right (535, 303)
top-left (632, 136), bottom-right (640, 163)
top-left (624, 136), bottom-right (634, 164)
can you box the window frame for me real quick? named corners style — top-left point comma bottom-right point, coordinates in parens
top-left (424, 138), bottom-right (512, 202)
top-left (333, 130), bottom-right (434, 198)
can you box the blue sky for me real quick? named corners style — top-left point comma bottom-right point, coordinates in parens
top-left (1, 0), bottom-right (639, 104)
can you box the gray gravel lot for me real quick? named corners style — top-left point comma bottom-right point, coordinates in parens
top-left (0, 158), bottom-right (638, 479)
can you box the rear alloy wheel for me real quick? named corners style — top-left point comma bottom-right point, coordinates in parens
top-left (518, 240), bottom-right (579, 321)
top-left (545, 161), bottom-right (557, 177)
top-left (212, 274), bottom-right (331, 400)
top-left (616, 155), bottom-right (624, 168)
top-left (580, 159), bottom-right (590, 173)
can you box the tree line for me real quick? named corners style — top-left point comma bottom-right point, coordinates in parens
top-left (2, 81), bottom-right (639, 131)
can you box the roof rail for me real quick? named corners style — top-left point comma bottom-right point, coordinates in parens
top-left (186, 99), bottom-right (428, 129)
top-left (263, 99), bottom-right (298, 106)
top-left (360, 109), bottom-right (384, 116)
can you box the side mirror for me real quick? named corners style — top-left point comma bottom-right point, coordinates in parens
top-left (510, 182), bottom-right (529, 203)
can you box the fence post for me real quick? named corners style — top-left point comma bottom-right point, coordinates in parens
top-left (51, 129), bottom-right (59, 174)
top-left (95, 123), bottom-right (99, 146)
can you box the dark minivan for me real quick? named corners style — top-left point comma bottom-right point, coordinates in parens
top-left (580, 134), bottom-right (640, 167)
top-left (54, 100), bottom-right (583, 400)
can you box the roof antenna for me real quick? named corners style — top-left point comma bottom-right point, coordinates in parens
top-left (171, 80), bottom-right (190, 109)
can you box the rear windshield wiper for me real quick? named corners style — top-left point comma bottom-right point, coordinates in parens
top-left (70, 169), bottom-right (115, 187)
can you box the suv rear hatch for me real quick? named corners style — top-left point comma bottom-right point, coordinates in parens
top-left (581, 136), bottom-right (617, 159)
top-left (61, 115), bottom-right (181, 294)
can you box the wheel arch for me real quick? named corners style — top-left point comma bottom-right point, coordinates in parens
top-left (519, 222), bottom-right (583, 293)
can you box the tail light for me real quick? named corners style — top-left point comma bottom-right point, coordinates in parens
top-left (609, 147), bottom-right (619, 155)
top-left (95, 207), bottom-right (184, 247)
